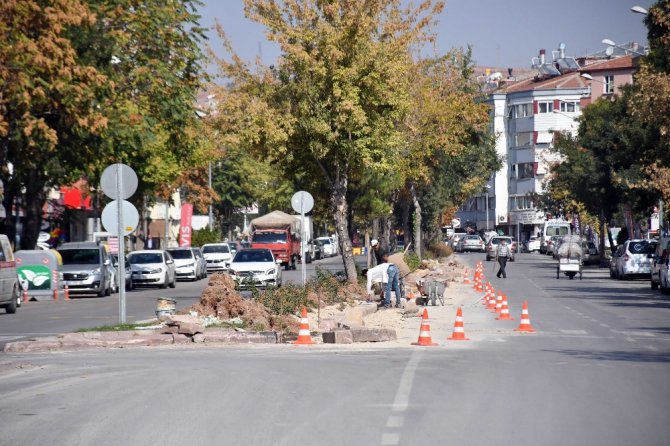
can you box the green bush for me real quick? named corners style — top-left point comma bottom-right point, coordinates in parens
top-left (191, 228), bottom-right (221, 247)
top-left (404, 252), bottom-right (421, 271)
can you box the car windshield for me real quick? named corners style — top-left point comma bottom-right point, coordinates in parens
top-left (202, 245), bottom-right (230, 254)
top-left (490, 238), bottom-right (510, 245)
top-left (253, 233), bottom-right (287, 244)
top-left (59, 249), bottom-right (100, 265)
top-left (466, 236), bottom-right (479, 240)
top-left (167, 249), bottom-right (192, 259)
top-left (546, 226), bottom-right (570, 236)
top-left (628, 241), bottom-right (654, 255)
top-left (233, 250), bottom-right (274, 263)
top-left (129, 253), bottom-right (163, 264)
top-left (318, 238), bottom-right (331, 245)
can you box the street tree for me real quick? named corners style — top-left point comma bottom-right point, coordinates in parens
top-left (212, 0), bottom-right (445, 282)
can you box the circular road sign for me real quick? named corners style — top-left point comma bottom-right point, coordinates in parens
top-left (100, 163), bottom-right (138, 200)
top-left (291, 191), bottom-right (314, 214)
top-left (101, 200), bottom-right (140, 235)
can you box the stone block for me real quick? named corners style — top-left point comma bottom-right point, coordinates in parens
top-left (403, 300), bottom-right (420, 315)
top-left (318, 318), bottom-right (338, 331)
top-left (343, 306), bottom-right (368, 327)
top-left (321, 329), bottom-right (354, 344)
top-left (172, 334), bottom-right (193, 344)
top-left (197, 330), bottom-right (277, 344)
top-left (4, 339), bottom-right (62, 353)
top-left (350, 328), bottom-right (397, 342)
top-left (177, 322), bottom-right (204, 336)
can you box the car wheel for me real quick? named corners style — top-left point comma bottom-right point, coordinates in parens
top-left (160, 274), bottom-right (169, 289)
top-left (169, 274), bottom-right (176, 288)
top-left (126, 280), bottom-right (134, 291)
top-left (5, 285), bottom-right (19, 313)
top-left (105, 283), bottom-right (112, 296)
top-left (111, 278), bottom-right (118, 294)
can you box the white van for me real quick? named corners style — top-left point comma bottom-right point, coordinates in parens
top-left (0, 234), bottom-right (21, 313)
top-left (540, 220), bottom-right (571, 254)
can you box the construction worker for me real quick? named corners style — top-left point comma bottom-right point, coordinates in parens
top-left (371, 239), bottom-right (385, 266)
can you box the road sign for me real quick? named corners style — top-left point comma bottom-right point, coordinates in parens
top-left (101, 200), bottom-right (139, 235)
top-left (291, 191), bottom-right (314, 214)
top-left (100, 163), bottom-right (138, 200)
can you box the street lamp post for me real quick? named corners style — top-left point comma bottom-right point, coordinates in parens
top-left (485, 184), bottom-right (491, 231)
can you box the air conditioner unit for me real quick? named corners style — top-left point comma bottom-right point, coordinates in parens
top-left (499, 215), bottom-right (506, 222)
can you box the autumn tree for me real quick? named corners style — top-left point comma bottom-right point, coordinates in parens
top-left (0, 0), bottom-right (108, 248)
top-left (212, 0), bottom-right (445, 282)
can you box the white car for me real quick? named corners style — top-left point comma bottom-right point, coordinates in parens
top-left (167, 247), bottom-right (203, 281)
top-left (526, 236), bottom-right (541, 253)
top-left (615, 239), bottom-right (654, 280)
top-left (315, 237), bottom-right (336, 257)
top-left (128, 250), bottom-right (176, 289)
top-left (229, 248), bottom-right (282, 289)
top-left (202, 243), bottom-right (233, 273)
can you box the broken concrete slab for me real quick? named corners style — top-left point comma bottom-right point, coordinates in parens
top-left (321, 329), bottom-right (354, 344)
top-left (350, 328), bottom-right (397, 342)
top-left (192, 329), bottom-right (278, 344)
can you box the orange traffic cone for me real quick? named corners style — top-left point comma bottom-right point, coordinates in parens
top-left (515, 301), bottom-right (536, 332)
top-left (494, 291), bottom-right (503, 313)
top-left (496, 294), bottom-right (514, 320)
top-left (412, 309), bottom-right (438, 346)
top-left (293, 307), bottom-right (314, 345)
top-left (64, 285), bottom-right (70, 301)
top-left (486, 287), bottom-right (497, 310)
top-left (448, 307), bottom-right (469, 340)
top-left (463, 269), bottom-right (471, 284)
top-left (22, 288), bottom-right (29, 304)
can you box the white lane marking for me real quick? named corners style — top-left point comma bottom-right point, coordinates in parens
top-left (644, 345), bottom-right (659, 351)
top-left (561, 330), bottom-right (588, 335)
top-left (381, 433), bottom-right (400, 445)
top-left (381, 350), bottom-right (423, 446)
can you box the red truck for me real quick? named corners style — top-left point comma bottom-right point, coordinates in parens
top-left (249, 211), bottom-right (301, 270)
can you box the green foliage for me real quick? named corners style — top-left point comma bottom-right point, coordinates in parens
top-left (191, 228), bottom-right (221, 247)
top-left (404, 252), bottom-right (421, 271)
top-left (76, 322), bottom-right (157, 332)
top-left (255, 283), bottom-right (309, 316)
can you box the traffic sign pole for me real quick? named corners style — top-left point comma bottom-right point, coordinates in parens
top-left (116, 164), bottom-right (126, 324)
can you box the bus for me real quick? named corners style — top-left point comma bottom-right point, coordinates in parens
top-left (540, 220), bottom-right (571, 254)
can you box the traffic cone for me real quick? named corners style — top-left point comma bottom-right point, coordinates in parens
top-left (448, 307), bottom-right (469, 340)
top-left (496, 294), bottom-right (514, 320)
top-left (293, 307), bottom-right (314, 345)
top-left (463, 269), bottom-right (471, 284)
top-left (515, 301), bottom-right (536, 332)
top-left (64, 285), bottom-right (70, 301)
top-left (22, 289), bottom-right (29, 304)
top-left (53, 288), bottom-right (58, 302)
top-left (412, 309), bottom-right (438, 346)
top-left (486, 286), bottom-right (496, 310)
top-left (494, 291), bottom-right (503, 313)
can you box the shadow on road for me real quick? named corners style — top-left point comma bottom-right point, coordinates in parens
top-left (546, 349), bottom-right (670, 363)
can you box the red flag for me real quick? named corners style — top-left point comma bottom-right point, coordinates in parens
top-left (179, 203), bottom-right (194, 247)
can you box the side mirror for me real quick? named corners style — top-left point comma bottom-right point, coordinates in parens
top-left (104, 259), bottom-right (111, 266)
top-left (166, 259), bottom-right (173, 265)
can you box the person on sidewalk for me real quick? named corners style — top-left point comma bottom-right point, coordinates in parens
top-left (371, 239), bottom-right (386, 266)
top-left (363, 261), bottom-right (391, 307)
top-left (382, 253), bottom-right (402, 308)
top-left (496, 239), bottom-right (511, 279)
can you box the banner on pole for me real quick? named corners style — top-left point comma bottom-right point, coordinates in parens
top-left (179, 203), bottom-right (194, 247)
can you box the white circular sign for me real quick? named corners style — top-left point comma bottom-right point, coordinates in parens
top-left (291, 191), bottom-right (314, 214)
top-left (101, 163), bottom-right (138, 200)
top-left (101, 200), bottom-right (139, 235)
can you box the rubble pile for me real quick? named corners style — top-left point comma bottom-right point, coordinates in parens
top-left (185, 274), bottom-right (280, 331)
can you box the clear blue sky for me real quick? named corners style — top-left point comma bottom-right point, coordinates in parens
top-left (197, 0), bottom-right (652, 70)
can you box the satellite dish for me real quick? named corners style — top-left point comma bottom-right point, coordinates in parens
top-left (605, 46), bottom-right (614, 57)
top-left (559, 42), bottom-right (566, 50)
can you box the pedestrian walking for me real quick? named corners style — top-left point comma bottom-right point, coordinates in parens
top-left (496, 239), bottom-right (511, 279)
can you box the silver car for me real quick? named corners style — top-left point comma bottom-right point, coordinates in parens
top-left (58, 242), bottom-right (113, 297)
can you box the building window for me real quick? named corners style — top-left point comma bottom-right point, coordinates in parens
top-left (510, 195), bottom-right (535, 211)
top-left (538, 101), bottom-right (553, 114)
top-left (510, 103), bottom-right (532, 118)
top-left (514, 163), bottom-right (534, 180)
top-left (604, 75), bottom-right (614, 94)
top-left (559, 101), bottom-right (580, 113)
top-left (514, 132), bottom-right (532, 147)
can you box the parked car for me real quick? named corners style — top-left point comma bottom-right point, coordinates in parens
top-left (651, 237), bottom-right (670, 290)
top-left (111, 254), bottom-right (133, 291)
top-left (167, 247), bottom-right (203, 281)
top-left (614, 239), bottom-right (655, 280)
top-left (315, 236), bottom-right (336, 257)
top-left (227, 242), bottom-right (240, 256)
top-left (202, 243), bottom-right (233, 273)
top-left (192, 247), bottom-right (207, 280)
top-left (0, 234), bottom-right (21, 314)
top-left (58, 242), bottom-right (113, 297)
top-left (525, 236), bottom-right (541, 253)
top-left (457, 234), bottom-right (486, 253)
top-left (546, 236), bottom-right (562, 257)
top-left (485, 237), bottom-right (515, 262)
top-left (228, 248), bottom-right (282, 289)
top-left (128, 250), bottom-right (176, 289)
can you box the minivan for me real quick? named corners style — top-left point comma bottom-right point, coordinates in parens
top-left (0, 234), bottom-right (21, 313)
top-left (58, 242), bottom-right (113, 297)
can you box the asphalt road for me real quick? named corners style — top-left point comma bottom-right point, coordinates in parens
top-left (0, 254), bottom-right (347, 348)
top-left (1, 251), bottom-right (669, 445)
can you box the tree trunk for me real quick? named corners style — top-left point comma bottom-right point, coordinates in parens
top-left (599, 208), bottom-right (607, 268)
top-left (331, 176), bottom-right (357, 284)
top-left (20, 170), bottom-right (46, 250)
top-left (401, 197), bottom-right (411, 249)
top-left (411, 184), bottom-right (421, 259)
top-left (2, 184), bottom-right (17, 248)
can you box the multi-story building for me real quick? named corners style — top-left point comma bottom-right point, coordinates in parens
top-left (458, 44), bottom-right (640, 242)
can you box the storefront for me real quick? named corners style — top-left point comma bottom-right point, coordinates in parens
top-left (509, 210), bottom-right (546, 242)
